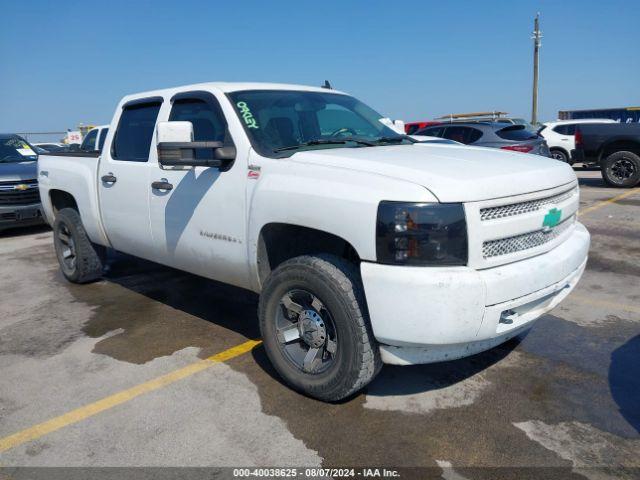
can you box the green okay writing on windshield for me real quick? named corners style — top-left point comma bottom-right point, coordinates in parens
top-left (236, 102), bottom-right (259, 129)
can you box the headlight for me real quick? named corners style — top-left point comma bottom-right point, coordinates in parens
top-left (376, 202), bottom-right (468, 266)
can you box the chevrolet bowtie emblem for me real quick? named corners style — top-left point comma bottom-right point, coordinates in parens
top-left (542, 207), bottom-right (562, 229)
top-left (14, 184), bottom-right (29, 191)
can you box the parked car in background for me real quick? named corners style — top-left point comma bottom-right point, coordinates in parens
top-left (0, 134), bottom-right (44, 232)
top-left (34, 142), bottom-right (70, 153)
top-left (32, 145), bottom-right (49, 155)
top-left (80, 125), bottom-right (109, 152)
top-left (539, 119), bottom-right (616, 164)
top-left (410, 136), bottom-right (461, 145)
top-left (573, 123), bottom-right (640, 187)
top-left (39, 82), bottom-right (588, 401)
top-left (405, 121), bottom-right (441, 135)
top-left (415, 122), bottom-right (551, 156)
top-left (436, 112), bottom-right (536, 132)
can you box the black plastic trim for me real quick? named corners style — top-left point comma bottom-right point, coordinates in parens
top-left (39, 151), bottom-right (100, 158)
top-left (122, 96), bottom-right (163, 109)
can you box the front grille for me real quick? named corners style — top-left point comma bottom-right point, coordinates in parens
top-left (480, 187), bottom-right (577, 221)
top-left (482, 216), bottom-right (575, 258)
top-left (0, 179), bottom-right (40, 206)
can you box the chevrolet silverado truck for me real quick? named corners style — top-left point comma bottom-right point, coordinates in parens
top-left (573, 123), bottom-right (640, 187)
top-left (79, 125), bottom-right (110, 153)
top-left (38, 83), bottom-right (590, 401)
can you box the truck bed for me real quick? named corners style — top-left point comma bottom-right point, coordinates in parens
top-left (38, 153), bottom-right (109, 246)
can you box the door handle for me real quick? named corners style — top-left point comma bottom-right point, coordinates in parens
top-left (101, 173), bottom-right (117, 184)
top-left (151, 180), bottom-right (173, 191)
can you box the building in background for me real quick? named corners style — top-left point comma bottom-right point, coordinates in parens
top-left (558, 107), bottom-right (640, 123)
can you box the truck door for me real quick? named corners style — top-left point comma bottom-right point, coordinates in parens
top-left (97, 97), bottom-right (162, 260)
top-left (148, 91), bottom-right (249, 288)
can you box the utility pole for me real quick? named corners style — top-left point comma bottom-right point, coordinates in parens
top-left (531, 13), bottom-right (542, 125)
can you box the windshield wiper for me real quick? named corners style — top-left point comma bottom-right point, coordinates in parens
top-left (373, 135), bottom-right (416, 144)
top-left (273, 137), bottom-right (375, 152)
top-left (274, 139), bottom-right (346, 152)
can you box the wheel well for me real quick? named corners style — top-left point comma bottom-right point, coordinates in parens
top-left (257, 223), bottom-right (360, 284)
top-left (49, 190), bottom-right (78, 214)
top-left (600, 141), bottom-right (640, 162)
top-left (550, 146), bottom-right (569, 157)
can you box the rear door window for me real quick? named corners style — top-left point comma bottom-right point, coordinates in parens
top-left (80, 129), bottom-right (98, 151)
top-left (442, 126), bottom-right (482, 144)
top-left (98, 128), bottom-right (109, 151)
top-left (552, 125), bottom-right (569, 135)
top-left (112, 101), bottom-right (162, 161)
top-left (496, 125), bottom-right (538, 141)
top-left (467, 127), bottom-right (483, 143)
top-left (416, 126), bottom-right (445, 137)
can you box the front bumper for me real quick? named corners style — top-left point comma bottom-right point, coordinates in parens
top-left (361, 222), bottom-right (590, 365)
top-left (0, 203), bottom-right (45, 231)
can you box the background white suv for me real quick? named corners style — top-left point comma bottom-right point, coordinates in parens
top-left (539, 119), bottom-right (616, 164)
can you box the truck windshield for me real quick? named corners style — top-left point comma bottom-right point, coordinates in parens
top-left (228, 90), bottom-right (411, 157)
top-left (0, 136), bottom-right (38, 163)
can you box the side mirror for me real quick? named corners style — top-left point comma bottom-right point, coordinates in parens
top-left (156, 121), bottom-right (236, 169)
top-left (393, 119), bottom-right (406, 133)
top-left (379, 117), bottom-right (405, 134)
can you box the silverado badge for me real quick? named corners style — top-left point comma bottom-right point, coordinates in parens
top-left (542, 207), bottom-right (562, 230)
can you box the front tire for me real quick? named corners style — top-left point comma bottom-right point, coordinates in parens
top-left (601, 151), bottom-right (640, 188)
top-left (259, 255), bottom-right (381, 402)
top-left (53, 208), bottom-right (104, 283)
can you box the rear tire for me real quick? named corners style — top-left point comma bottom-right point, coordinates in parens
top-left (259, 254), bottom-right (381, 402)
top-left (601, 151), bottom-right (640, 188)
top-left (53, 208), bottom-right (104, 283)
top-left (550, 149), bottom-right (571, 164)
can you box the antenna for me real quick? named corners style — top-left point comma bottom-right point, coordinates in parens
top-left (322, 80), bottom-right (332, 89)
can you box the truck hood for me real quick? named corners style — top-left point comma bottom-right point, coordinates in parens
top-left (290, 143), bottom-right (576, 202)
top-left (0, 161), bottom-right (38, 182)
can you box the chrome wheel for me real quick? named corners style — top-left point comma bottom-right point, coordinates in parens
top-left (275, 289), bottom-right (338, 374)
top-left (57, 223), bottom-right (76, 271)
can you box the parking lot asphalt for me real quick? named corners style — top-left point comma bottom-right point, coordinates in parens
top-left (0, 169), bottom-right (639, 478)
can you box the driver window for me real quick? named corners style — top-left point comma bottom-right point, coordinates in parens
top-left (169, 98), bottom-right (229, 159)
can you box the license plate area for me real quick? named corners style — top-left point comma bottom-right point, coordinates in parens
top-left (16, 209), bottom-right (40, 220)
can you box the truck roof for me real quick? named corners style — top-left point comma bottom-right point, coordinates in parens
top-left (122, 82), bottom-right (348, 104)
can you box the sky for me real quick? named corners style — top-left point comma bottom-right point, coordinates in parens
top-left (1, 0), bottom-right (638, 139)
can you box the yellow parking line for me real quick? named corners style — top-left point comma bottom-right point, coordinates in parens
top-left (570, 294), bottom-right (640, 315)
top-left (0, 339), bottom-right (262, 454)
top-left (578, 188), bottom-right (640, 217)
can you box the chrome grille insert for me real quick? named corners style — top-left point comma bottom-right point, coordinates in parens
top-left (480, 187), bottom-right (577, 221)
top-left (482, 216), bottom-right (575, 258)
top-left (0, 179), bottom-right (40, 206)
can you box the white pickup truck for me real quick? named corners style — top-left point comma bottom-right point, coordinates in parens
top-left (38, 82), bottom-right (590, 401)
